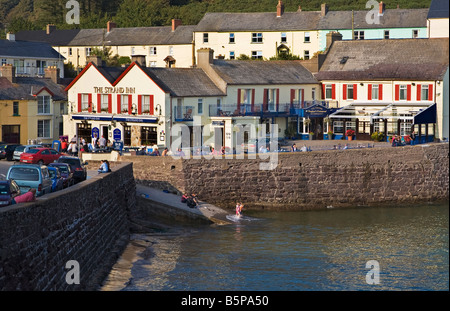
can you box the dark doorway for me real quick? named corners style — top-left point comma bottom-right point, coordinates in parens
top-left (311, 118), bottom-right (323, 140)
top-left (2, 125), bottom-right (20, 143)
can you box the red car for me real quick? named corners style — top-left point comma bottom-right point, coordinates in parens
top-left (20, 147), bottom-right (62, 165)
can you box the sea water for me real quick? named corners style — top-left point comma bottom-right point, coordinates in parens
top-left (101, 202), bottom-right (449, 291)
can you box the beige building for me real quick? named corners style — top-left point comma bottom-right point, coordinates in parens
top-left (427, 0), bottom-right (449, 38)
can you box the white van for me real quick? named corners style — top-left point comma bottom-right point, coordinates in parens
top-left (12, 145), bottom-right (40, 161)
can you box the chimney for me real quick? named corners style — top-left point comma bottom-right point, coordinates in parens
top-left (172, 19), bottom-right (182, 31)
top-left (86, 55), bottom-right (103, 67)
top-left (379, 1), bottom-right (385, 15)
top-left (45, 66), bottom-right (60, 84)
top-left (131, 55), bottom-right (146, 67)
top-left (46, 24), bottom-right (56, 35)
top-left (326, 31), bottom-right (342, 51)
top-left (321, 3), bottom-right (328, 16)
top-left (6, 32), bottom-right (15, 41)
top-left (0, 64), bottom-right (16, 83)
top-left (197, 48), bottom-right (214, 69)
top-left (277, 0), bottom-right (285, 17)
top-left (107, 21), bottom-right (116, 33)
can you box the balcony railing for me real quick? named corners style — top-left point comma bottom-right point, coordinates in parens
top-left (209, 101), bottom-right (337, 118)
top-left (174, 105), bottom-right (194, 121)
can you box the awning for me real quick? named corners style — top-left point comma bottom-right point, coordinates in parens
top-left (71, 113), bottom-right (158, 124)
top-left (329, 102), bottom-right (436, 125)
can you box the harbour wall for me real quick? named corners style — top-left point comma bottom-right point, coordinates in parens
top-left (0, 162), bottom-right (135, 290)
top-left (122, 143), bottom-right (449, 210)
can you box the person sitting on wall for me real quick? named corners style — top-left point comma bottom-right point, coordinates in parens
top-left (136, 147), bottom-right (147, 155)
top-left (11, 189), bottom-right (36, 205)
top-left (98, 160), bottom-right (109, 173)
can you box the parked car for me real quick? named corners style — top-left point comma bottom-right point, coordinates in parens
top-left (48, 163), bottom-right (74, 188)
top-left (0, 144), bottom-right (22, 161)
top-left (241, 138), bottom-right (281, 153)
top-left (55, 156), bottom-right (88, 183)
top-left (6, 164), bottom-right (53, 197)
top-left (13, 144), bottom-right (41, 161)
top-left (0, 179), bottom-right (21, 207)
top-left (20, 147), bottom-right (62, 165)
top-left (48, 166), bottom-right (64, 192)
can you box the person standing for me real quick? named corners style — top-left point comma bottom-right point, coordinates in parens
top-left (410, 131), bottom-right (416, 145)
top-left (99, 135), bottom-right (107, 148)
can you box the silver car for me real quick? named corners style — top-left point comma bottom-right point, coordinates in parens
top-left (13, 145), bottom-right (40, 161)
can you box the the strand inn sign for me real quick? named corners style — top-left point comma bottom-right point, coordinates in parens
top-left (93, 87), bottom-right (136, 94)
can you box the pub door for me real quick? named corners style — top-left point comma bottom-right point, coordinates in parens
top-left (311, 118), bottom-right (324, 140)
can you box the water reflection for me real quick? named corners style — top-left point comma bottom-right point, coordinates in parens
top-left (101, 203), bottom-right (448, 291)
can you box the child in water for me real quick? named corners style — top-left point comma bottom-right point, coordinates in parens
top-left (235, 202), bottom-right (244, 217)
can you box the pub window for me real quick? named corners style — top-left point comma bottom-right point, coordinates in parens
top-left (399, 85), bottom-right (407, 100)
top-left (203, 33), bottom-right (208, 43)
top-left (80, 94), bottom-right (89, 111)
top-left (13, 101), bottom-right (19, 116)
top-left (140, 126), bottom-right (157, 145)
top-left (149, 47), bottom-right (157, 55)
top-left (252, 33), bottom-right (263, 43)
top-left (229, 33), bottom-right (235, 44)
top-left (142, 95), bottom-right (151, 113)
top-left (325, 85), bottom-right (333, 99)
top-left (86, 48), bottom-right (91, 56)
top-left (69, 48), bottom-right (72, 56)
top-left (120, 95), bottom-right (129, 113)
top-left (421, 85), bottom-right (429, 101)
top-left (100, 94), bottom-right (109, 112)
top-left (346, 121), bottom-right (356, 132)
top-left (372, 84), bottom-right (379, 100)
top-left (333, 121), bottom-right (344, 134)
top-left (346, 84), bottom-right (354, 100)
top-left (124, 126), bottom-right (131, 146)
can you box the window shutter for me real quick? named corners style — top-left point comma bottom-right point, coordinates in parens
top-left (379, 84), bottom-right (383, 100)
top-left (322, 84), bottom-right (326, 100)
top-left (97, 94), bottom-right (101, 113)
top-left (428, 84), bottom-right (433, 101)
top-left (128, 94), bottom-right (132, 114)
top-left (290, 89), bottom-right (295, 107)
top-left (353, 84), bottom-right (357, 100)
top-left (78, 93), bottom-right (82, 112)
top-left (343, 84), bottom-right (347, 100)
top-left (331, 84), bottom-right (336, 100)
top-left (416, 84), bottom-right (421, 101)
top-left (395, 85), bottom-right (399, 101)
top-left (237, 89), bottom-right (241, 111)
top-left (276, 89), bottom-right (279, 111)
top-left (407, 84), bottom-right (411, 101)
top-left (138, 95), bottom-right (142, 114)
top-left (301, 89), bottom-right (304, 108)
top-left (251, 89), bottom-right (255, 112)
top-left (368, 84), bottom-right (372, 100)
top-left (108, 94), bottom-right (112, 113)
top-left (150, 95), bottom-right (154, 115)
top-left (263, 89), bottom-right (268, 111)
top-left (88, 93), bottom-right (92, 112)
top-left (117, 94), bottom-right (121, 114)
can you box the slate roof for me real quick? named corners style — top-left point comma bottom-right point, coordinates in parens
top-left (16, 25), bottom-right (196, 47)
top-left (0, 39), bottom-right (64, 59)
top-left (318, 8), bottom-right (428, 29)
top-left (209, 59), bottom-right (318, 85)
top-left (142, 66), bottom-right (226, 97)
top-left (314, 38), bottom-right (449, 81)
top-left (195, 11), bottom-right (321, 32)
top-left (427, 0), bottom-right (449, 19)
top-left (195, 8), bottom-right (428, 32)
top-left (0, 77), bottom-right (67, 101)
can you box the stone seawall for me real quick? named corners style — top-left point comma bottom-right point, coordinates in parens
top-left (118, 143), bottom-right (449, 210)
top-left (0, 162), bottom-right (135, 290)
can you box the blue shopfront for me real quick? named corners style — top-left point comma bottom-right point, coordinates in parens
top-left (297, 103), bottom-right (338, 140)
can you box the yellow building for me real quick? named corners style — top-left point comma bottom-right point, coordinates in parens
top-left (0, 65), bottom-right (67, 144)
